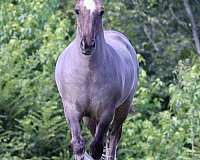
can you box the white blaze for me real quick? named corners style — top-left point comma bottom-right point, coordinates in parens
top-left (83, 0), bottom-right (96, 13)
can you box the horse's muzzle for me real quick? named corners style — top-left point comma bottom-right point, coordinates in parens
top-left (80, 39), bottom-right (96, 56)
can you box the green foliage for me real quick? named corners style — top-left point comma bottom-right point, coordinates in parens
top-left (169, 59), bottom-right (200, 159)
top-left (118, 58), bottom-right (200, 160)
top-left (1, 0), bottom-right (200, 160)
top-left (105, 0), bottom-right (200, 81)
top-left (0, 0), bottom-right (74, 159)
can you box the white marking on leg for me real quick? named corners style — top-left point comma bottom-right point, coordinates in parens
top-left (84, 0), bottom-right (96, 13)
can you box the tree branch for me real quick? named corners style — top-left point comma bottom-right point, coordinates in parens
top-left (169, 4), bottom-right (187, 28)
top-left (144, 25), bottom-right (160, 53)
top-left (183, 0), bottom-right (200, 56)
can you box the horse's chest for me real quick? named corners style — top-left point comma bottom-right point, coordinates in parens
top-left (63, 72), bottom-right (118, 110)
top-left (79, 77), bottom-right (116, 104)
top-left (57, 57), bottom-right (121, 115)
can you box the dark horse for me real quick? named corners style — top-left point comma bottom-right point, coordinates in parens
top-left (55, 0), bottom-right (139, 159)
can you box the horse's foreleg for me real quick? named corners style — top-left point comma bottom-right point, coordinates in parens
top-left (106, 101), bottom-right (131, 160)
top-left (64, 105), bottom-right (85, 160)
top-left (90, 110), bottom-right (114, 159)
top-left (106, 126), bottom-right (122, 160)
top-left (83, 117), bottom-right (97, 137)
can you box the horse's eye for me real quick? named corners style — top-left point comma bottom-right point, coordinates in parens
top-left (99, 10), bottom-right (104, 16)
top-left (75, 8), bottom-right (80, 15)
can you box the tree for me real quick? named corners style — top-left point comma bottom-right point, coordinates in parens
top-left (183, 0), bottom-right (200, 56)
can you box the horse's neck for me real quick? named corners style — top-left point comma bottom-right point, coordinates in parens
top-left (74, 31), bottom-right (106, 67)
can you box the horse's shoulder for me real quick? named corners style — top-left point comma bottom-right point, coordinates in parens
top-left (56, 41), bottom-right (76, 63)
top-left (104, 30), bottom-right (139, 76)
top-left (63, 40), bottom-right (76, 55)
top-left (55, 41), bottom-right (77, 77)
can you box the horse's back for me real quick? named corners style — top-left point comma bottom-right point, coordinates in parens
top-left (104, 30), bottom-right (139, 106)
top-left (104, 30), bottom-right (138, 78)
top-left (104, 30), bottom-right (137, 61)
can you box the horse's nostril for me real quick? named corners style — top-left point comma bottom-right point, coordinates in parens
top-left (80, 39), bottom-right (85, 50)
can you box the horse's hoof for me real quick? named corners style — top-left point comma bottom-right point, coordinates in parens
top-left (84, 152), bottom-right (94, 160)
top-left (74, 154), bottom-right (85, 160)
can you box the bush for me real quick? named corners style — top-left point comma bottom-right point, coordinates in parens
top-left (118, 58), bottom-right (200, 160)
top-left (0, 0), bottom-right (74, 159)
